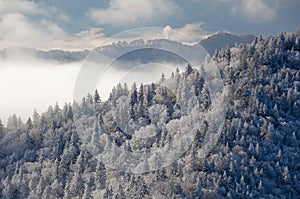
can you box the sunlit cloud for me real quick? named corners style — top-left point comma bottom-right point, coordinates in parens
top-left (0, 13), bottom-right (69, 49)
top-left (165, 23), bottom-right (211, 44)
top-left (0, 0), bottom-right (42, 16)
top-left (214, 0), bottom-right (277, 23)
top-left (87, 0), bottom-right (181, 26)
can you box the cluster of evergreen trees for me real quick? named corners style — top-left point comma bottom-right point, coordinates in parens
top-left (0, 30), bottom-right (299, 198)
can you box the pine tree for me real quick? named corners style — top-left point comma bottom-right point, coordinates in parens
top-left (2, 177), bottom-right (16, 199)
top-left (160, 73), bottom-right (166, 83)
top-left (94, 89), bottom-right (101, 103)
top-left (96, 161), bottom-right (107, 189)
top-left (226, 47), bottom-right (231, 66)
top-left (25, 117), bottom-right (33, 131)
top-left (138, 83), bottom-right (144, 104)
top-left (7, 114), bottom-right (18, 129)
top-left (68, 170), bottom-right (84, 198)
top-left (283, 166), bottom-right (290, 183)
top-left (0, 119), bottom-right (4, 138)
top-left (32, 109), bottom-right (40, 128)
top-left (130, 82), bottom-right (138, 107)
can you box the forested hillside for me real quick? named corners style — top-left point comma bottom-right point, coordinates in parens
top-left (0, 30), bottom-right (299, 198)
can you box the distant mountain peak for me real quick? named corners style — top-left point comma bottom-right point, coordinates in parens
top-left (198, 32), bottom-right (256, 55)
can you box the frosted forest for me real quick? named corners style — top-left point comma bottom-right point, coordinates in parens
top-left (0, 30), bottom-right (300, 198)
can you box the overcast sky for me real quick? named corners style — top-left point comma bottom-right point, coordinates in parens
top-left (0, 0), bottom-right (299, 50)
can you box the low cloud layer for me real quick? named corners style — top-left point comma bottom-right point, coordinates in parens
top-left (0, 58), bottom-right (81, 124)
top-left (0, 53), bottom-right (185, 124)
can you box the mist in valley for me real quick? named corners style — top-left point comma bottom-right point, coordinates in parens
top-left (0, 52), bottom-right (185, 125)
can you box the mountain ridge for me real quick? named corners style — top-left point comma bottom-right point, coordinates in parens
top-left (198, 32), bottom-right (256, 55)
top-left (0, 33), bottom-right (256, 63)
